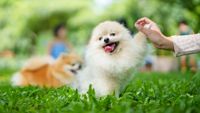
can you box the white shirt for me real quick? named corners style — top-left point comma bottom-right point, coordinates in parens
top-left (172, 34), bottom-right (200, 56)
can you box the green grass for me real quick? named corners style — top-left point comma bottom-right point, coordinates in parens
top-left (0, 71), bottom-right (200, 113)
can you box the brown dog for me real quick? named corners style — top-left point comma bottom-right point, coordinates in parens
top-left (12, 53), bottom-right (82, 87)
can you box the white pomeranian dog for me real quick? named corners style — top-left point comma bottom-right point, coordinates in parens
top-left (73, 21), bottom-right (147, 97)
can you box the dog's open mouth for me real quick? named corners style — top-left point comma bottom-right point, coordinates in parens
top-left (103, 42), bottom-right (119, 53)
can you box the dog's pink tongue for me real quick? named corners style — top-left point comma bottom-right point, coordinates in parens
top-left (104, 44), bottom-right (115, 53)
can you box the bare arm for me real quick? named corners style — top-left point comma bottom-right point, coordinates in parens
top-left (47, 41), bottom-right (53, 55)
top-left (135, 17), bottom-right (200, 56)
top-left (135, 17), bottom-right (174, 50)
top-left (65, 39), bottom-right (75, 52)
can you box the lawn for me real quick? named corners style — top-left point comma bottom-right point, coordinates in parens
top-left (0, 70), bottom-right (200, 113)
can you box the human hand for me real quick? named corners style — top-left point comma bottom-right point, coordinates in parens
top-left (135, 17), bottom-right (174, 50)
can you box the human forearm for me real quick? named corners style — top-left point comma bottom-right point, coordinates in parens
top-left (135, 17), bottom-right (200, 56)
top-left (152, 35), bottom-right (174, 51)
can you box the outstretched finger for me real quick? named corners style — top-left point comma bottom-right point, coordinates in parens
top-left (136, 17), bottom-right (151, 24)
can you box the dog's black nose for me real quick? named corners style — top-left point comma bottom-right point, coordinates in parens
top-left (104, 38), bottom-right (109, 43)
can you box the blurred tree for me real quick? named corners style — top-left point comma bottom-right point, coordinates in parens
top-left (0, 0), bottom-right (199, 56)
top-left (0, 0), bottom-right (95, 55)
top-left (161, 0), bottom-right (200, 33)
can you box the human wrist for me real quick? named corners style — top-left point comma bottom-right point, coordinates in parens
top-left (162, 36), bottom-right (174, 50)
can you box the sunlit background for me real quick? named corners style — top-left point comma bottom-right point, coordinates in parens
top-left (0, 0), bottom-right (200, 75)
top-left (0, 1), bottom-right (200, 112)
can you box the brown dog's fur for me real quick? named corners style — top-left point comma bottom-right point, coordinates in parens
top-left (12, 54), bottom-right (82, 87)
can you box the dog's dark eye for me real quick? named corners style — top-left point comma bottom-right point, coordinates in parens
top-left (110, 33), bottom-right (115, 36)
top-left (71, 63), bottom-right (76, 66)
top-left (99, 37), bottom-right (102, 40)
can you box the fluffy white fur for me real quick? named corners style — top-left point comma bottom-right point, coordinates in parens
top-left (73, 21), bottom-right (147, 97)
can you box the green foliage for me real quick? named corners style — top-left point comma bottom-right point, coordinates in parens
top-left (161, 0), bottom-right (200, 32)
top-left (0, 0), bottom-right (94, 54)
top-left (0, 72), bottom-right (200, 113)
top-left (0, 0), bottom-right (199, 55)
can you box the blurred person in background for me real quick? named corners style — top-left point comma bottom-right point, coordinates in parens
top-left (177, 20), bottom-right (197, 72)
top-left (47, 24), bottom-right (73, 59)
top-left (143, 44), bottom-right (155, 72)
